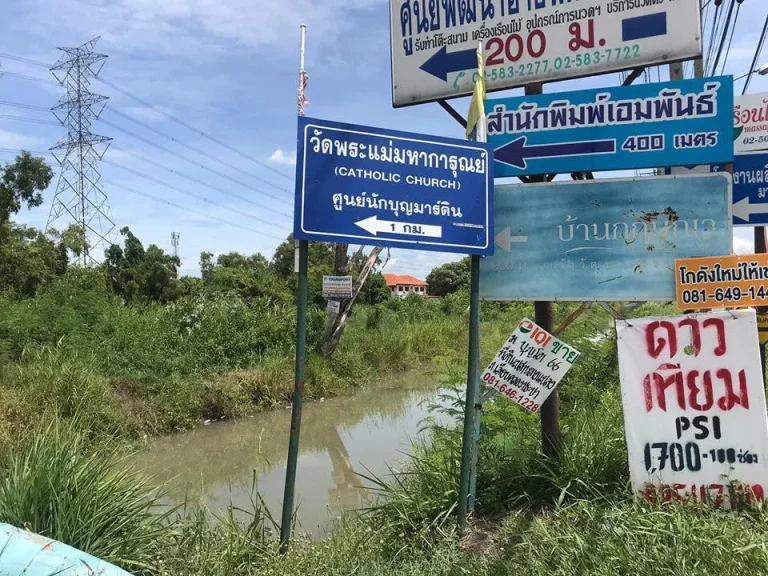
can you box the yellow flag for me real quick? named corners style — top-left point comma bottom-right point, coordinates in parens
top-left (465, 45), bottom-right (486, 141)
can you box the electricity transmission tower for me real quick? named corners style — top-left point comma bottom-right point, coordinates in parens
top-left (47, 37), bottom-right (115, 265)
top-left (171, 232), bottom-right (180, 258)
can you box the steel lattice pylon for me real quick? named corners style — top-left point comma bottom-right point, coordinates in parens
top-left (47, 37), bottom-right (114, 265)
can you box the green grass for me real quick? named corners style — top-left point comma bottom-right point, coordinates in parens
top-left (0, 420), bottom-right (172, 574)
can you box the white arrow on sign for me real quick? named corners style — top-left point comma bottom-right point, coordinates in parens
top-left (355, 215), bottom-right (442, 238)
top-left (733, 197), bottom-right (768, 223)
top-left (495, 227), bottom-right (528, 252)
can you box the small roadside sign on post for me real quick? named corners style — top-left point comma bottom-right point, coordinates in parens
top-left (294, 116), bottom-right (494, 255)
top-left (389, 0), bottom-right (702, 107)
top-left (322, 276), bottom-right (353, 299)
top-left (326, 300), bottom-right (341, 315)
top-left (675, 254), bottom-right (768, 311)
top-left (485, 77), bottom-right (733, 177)
top-left (481, 318), bottom-right (580, 413)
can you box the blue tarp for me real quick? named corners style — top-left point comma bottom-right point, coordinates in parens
top-left (0, 523), bottom-right (133, 575)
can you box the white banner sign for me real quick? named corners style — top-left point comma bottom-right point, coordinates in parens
top-left (735, 93), bottom-right (768, 154)
top-left (390, 0), bottom-right (701, 107)
top-left (481, 318), bottom-right (580, 413)
top-left (322, 276), bottom-right (353, 299)
top-left (616, 309), bottom-right (768, 508)
top-left (326, 300), bottom-right (341, 315)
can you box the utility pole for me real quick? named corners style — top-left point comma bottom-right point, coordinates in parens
top-left (523, 82), bottom-right (559, 459)
top-left (48, 37), bottom-right (115, 265)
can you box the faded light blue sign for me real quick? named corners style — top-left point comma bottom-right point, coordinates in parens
top-left (480, 174), bottom-right (733, 302)
top-left (485, 77), bottom-right (734, 177)
top-left (294, 116), bottom-right (494, 255)
top-left (666, 152), bottom-right (768, 227)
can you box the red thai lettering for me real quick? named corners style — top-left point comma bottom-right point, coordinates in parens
top-left (568, 19), bottom-right (595, 51)
top-left (703, 318), bottom-right (726, 356)
top-left (686, 370), bottom-right (714, 411)
top-left (716, 368), bottom-right (750, 411)
top-left (643, 363), bottom-right (684, 412)
top-left (646, 321), bottom-right (677, 359)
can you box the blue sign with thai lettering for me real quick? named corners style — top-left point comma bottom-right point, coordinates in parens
top-left (665, 152), bottom-right (768, 227)
top-left (480, 174), bottom-right (733, 302)
top-left (485, 77), bottom-right (734, 177)
top-left (294, 117), bottom-right (494, 255)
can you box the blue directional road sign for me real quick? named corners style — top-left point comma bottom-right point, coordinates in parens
top-left (485, 77), bottom-right (734, 177)
top-left (480, 174), bottom-right (732, 301)
top-left (294, 117), bottom-right (494, 255)
top-left (666, 152), bottom-right (768, 227)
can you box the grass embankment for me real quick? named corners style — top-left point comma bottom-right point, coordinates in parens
top-left (0, 269), bottom-right (488, 450)
top-left (4, 294), bottom-right (767, 575)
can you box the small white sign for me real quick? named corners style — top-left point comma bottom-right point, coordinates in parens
top-left (616, 309), bottom-right (768, 508)
top-left (326, 300), bottom-right (341, 315)
top-left (481, 318), bottom-right (580, 413)
top-left (322, 275), bottom-right (353, 299)
top-left (735, 93), bottom-right (768, 154)
top-left (390, 0), bottom-right (701, 107)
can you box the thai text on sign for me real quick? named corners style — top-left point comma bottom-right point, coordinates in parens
top-left (616, 309), bottom-right (768, 508)
top-left (734, 93), bottom-right (768, 154)
top-left (676, 254), bottom-right (768, 311)
top-left (481, 318), bottom-right (580, 413)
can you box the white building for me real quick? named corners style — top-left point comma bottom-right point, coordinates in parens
top-left (384, 274), bottom-right (428, 298)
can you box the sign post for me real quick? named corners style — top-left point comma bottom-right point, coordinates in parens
top-left (389, 0), bottom-right (702, 107)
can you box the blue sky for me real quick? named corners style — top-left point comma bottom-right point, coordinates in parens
top-left (0, 0), bottom-right (767, 278)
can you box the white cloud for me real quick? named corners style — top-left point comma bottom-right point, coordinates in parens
top-left (734, 236), bottom-right (754, 255)
top-left (0, 129), bottom-right (43, 150)
top-left (122, 106), bottom-right (174, 123)
top-left (269, 149), bottom-right (296, 166)
top-left (22, 0), bottom-right (380, 56)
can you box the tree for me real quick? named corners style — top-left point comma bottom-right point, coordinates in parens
top-left (200, 250), bottom-right (291, 304)
top-left (357, 272), bottom-right (390, 305)
top-left (426, 258), bottom-right (470, 297)
top-left (104, 227), bottom-right (180, 303)
top-left (0, 152), bottom-right (53, 224)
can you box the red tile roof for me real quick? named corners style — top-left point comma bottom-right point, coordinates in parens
top-left (383, 273), bottom-right (428, 287)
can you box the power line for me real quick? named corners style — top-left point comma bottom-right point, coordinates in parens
top-left (108, 145), bottom-right (292, 219)
top-left (0, 100), bottom-right (50, 112)
top-left (98, 117), bottom-right (293, 207)
top-left (744, 14), bottom-right (768, 94)
top-left (710, 0), bottom-right (736, 77)
top-left (719, 0), bottom-right (741, 75)
top-left (102, 158), bottom-right (289, 232)
top-left (103, 179), bottom-right (285, 241)
top-left (0, 70), bottom-right (60, 86)
top-left (705, 1), bottom-right (724, 73)
top-left (96, 76), bottom-right (294, 182)
top-left (0, 52), bottom-right (295, 185)
top-left (104, 107), bottom-right (291, 194)
top-left (0, 113), bottom-right (61, 126)
top-left (0, 146), bottom-right (288, 243)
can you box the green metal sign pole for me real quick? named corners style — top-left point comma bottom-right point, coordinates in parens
top-left (280, 239), bottom-right (309, 553)
top-left (458, 254), bottom-right (481, 531)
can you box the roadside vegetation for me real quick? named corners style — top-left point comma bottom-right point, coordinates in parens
top-left (2, 152), bottom-right (767, 574)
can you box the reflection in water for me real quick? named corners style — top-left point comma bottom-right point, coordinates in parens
top-left (135, 373), bottom-right (451, 536)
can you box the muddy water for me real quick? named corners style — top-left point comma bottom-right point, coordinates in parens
top-left (135, 373), bottom-right (452, 536)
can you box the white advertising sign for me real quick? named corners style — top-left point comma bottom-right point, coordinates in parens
top-left (322, 276), bottom-right (353, 299)
top-left (326, 300), bottom-right (341, 315)
top-left (735, 93), bottom-right (768, 154)
top-left (390, 0), bottom-right (702, 107)
top-left (481, 318), bottom-right (580, 413)
top-left (616, 309), bottom-right (768, 508)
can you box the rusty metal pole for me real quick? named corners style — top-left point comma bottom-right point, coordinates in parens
top-left (524, 83), bottom-right (560, 458)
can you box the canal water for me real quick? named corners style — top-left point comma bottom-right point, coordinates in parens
top-left (135, 372), bottom-right (453, 536)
